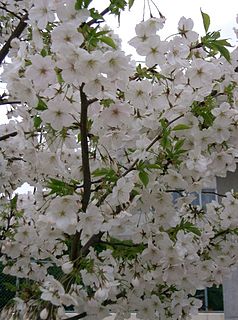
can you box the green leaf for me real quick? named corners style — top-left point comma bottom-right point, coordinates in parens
top-left (172, 124), bottom-right (191, 131)
top-left (105, 237), bottom-right (145, 260)
top-left (55, 68), bottom-right (64, 84)
top-left (100, 98), bottom-right (114, 107)
top-left (100, 36), bottom-right (117, 49)
top-left (92, 168), bottom-right (118, 182)
top-left (139, 170), bottom-right (149, 187)
top-left (183, 222), bottom-right (201, 236)
top-left (109, 0), bottom-right (127, 13)
top-left (33, 115), bottom-right (42, 128)
top-left (128, 0), bottom-right (135, 9)
top-left (213, 42), bottom-right (231, 62)
top-left (40, 48), bottom-right (47, 57)
top-left (83, 0), bottom-right (92, 8)
top-left (92, 168), bottom-right (113, 177)
top-left (206, 41), bottom-right (231, 62)
top-left (215, 38), bottom-right (233, 47)
top-left (174, 138), bottom-right (185, 150)
top-left (10, 194), bottom-right (18, 210)
top-left (96, 30), bottom-right (111, 37)
top-left (89, 8), bottom-right (104, 21)
top-left (75, 0), bottom-right (83, 10)
top-left (201, 9), bottom-right (210, 33)
top-left (145, 163), bottom-right (162, 170)
top-left (3, 282), bottom-right (17, 292)
top-left (46, 178), bottom-right (75, 196)
top-left (36, 98), bottom-right (47, 111)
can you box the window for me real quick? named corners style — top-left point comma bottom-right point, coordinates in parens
top-left (173, 188), bottom-right (224, 312)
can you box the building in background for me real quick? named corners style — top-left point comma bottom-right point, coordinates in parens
top-left (217, 169), bottom-right (238, 320)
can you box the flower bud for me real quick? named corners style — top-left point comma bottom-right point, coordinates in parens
top-left (40, 308), bottom-right (48, 320)
top-left (62, 261), bottom-right (73, 274)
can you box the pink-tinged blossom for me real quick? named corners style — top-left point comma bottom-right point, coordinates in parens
top-left (40, 95), bottom-right (77, 130)
top-left (209, 118), bottom-right (231, 144)
top-left (103, 51), bottom-right (132, 78)
top-left (28, 0), bottom-right (55, 30)
top-left (75, 50), bottom-right (103, 82)
top-left (162, 169), bottom-right (189, 190)
top-left (41, 276), bottom-right (77, 306)
top-left (139, 35), bottom-right (168, 67)
top-left (56, 47), bottom-right (86, 86)
top-left (178, 16), bottom-right (199, 43)
top-left (25, 54), bottom-right (56, 90)
top-left (77, 204), bottom-right (104, 244)
top-left (100, 103), bottom-right (132, 127)
top-left (44, 195), bottom-right (79, 234)
top-left (110, 177), bottom-right (134, 205)
top-left (129, 17), bottom-right (165, 53)
top-left (51, 23), bottom-right (84, 53)
top-left (55, 0), bottom-right (89, 25)
top-left (186, 149), bottom-right (212, 173)
top-left (186, 59), bottom-right (220, 88)
top-left (126, 80), bottom-right (152, 109)
top-left (2, 3), bottom-right (238, 319)
top-left (84, 75), bottom-right (113, 99)
top-left (167, 37), bottom-right (190, 66)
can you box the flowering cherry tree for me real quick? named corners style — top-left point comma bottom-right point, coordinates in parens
top-left (1, 0), bottom-right (238, 319)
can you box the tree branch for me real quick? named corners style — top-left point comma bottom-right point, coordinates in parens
top-left (0, 13), bottom-right (28, 65)
top-left (80, 232), bottom-right (103, 257)
top-left (0, 4), bottom-right (110, 67)
top-left (80, 84), bottom-right (91, 212)
top-left (71, 84), bottom-right (92, 262)
top-left (72, 115), bottom-right (185, 260)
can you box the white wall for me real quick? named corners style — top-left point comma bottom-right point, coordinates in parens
top-left (67, 313), bottom-right (224, 320)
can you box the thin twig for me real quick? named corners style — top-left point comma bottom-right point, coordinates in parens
top-left (166, 189), bottom-right (226, 198)
top-left (150, 0), bottom-right (165, 18)
top-left (87, 7), bottom-right (110, 26)
top-left (147, 0), bottom-right (152, 17)
top-left (201, 190), bottom-right (226, 198)
top-left (0, 100), bottom-right (21, 105)
top-left (100, 240), bottom-right (143, 248)
top-left (0, 131), bottom-right (17, 141)
top-left (0, 5), bottom-right (22, 19)
top-left (122, 114), bottom-right (184, 177)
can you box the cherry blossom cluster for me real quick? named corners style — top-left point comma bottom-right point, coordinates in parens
top-left (1, 1), bottom-right (238, 319)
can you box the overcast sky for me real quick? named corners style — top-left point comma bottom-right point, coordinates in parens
top-left (99, 0), bottom-right (237, 56)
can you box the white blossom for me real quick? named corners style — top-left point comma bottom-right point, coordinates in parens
top-left (1, 3), bottom-right (238, 319)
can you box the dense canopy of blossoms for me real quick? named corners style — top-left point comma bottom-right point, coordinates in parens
top-left (0, 0), bottom-right (238, 319)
